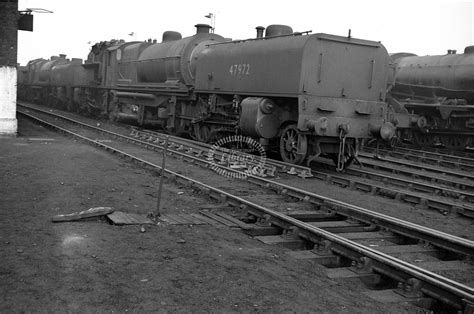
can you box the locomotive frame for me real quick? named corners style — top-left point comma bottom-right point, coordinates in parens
top-left (389, 47), bottom-right (474, 150)
top-left (18, 23), bottom-right (396, 169)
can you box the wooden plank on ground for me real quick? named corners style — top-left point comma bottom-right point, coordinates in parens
top-left (157, 214), bottom-right (178, 224)
top-left (254, 235), bottom-right (304, 250)
top-left (215, 212), bottom-right (253, 230)
top-left (107, 211), bottom-right (154, 225)
top-left (176, 213), bottom-right (207, 225)
top-left (158, 213), bottom-right (209, 225)
top-left (326, 267), bottom-right (379, 284)
top-left (199, 210), bottom-right (239, 227)
top-left (52, 207), bottom-right (114, 222)
top-left (198, 204), bottom-right (228, 210)
top-left (165, 214), bottom-right (191, 224)
top-left (190, 213), bottom-right (220, 225)
top-left (341, 232), bottom-right (397, 241)
top-left (286, 211), bottom-right (335, 220)
top-left (176, 213), bottom-right (201, 224)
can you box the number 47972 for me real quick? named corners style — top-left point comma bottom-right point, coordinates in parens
top-left (229, 64), bottom-right (250, 76)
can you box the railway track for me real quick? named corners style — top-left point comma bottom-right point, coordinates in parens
top-left (345, 153), bottom-right (473, 192)
top-left (17, 104), bottom-right (473, 220)
top-left (391, 142), bottom-right (474, 160)
top-left (363, 146), bottom-right (474, 172)
top-left (16, 103), bottom-right (474, 221)
top-left (307, 160), bottom-right (474, 218)
top-left (357, 152), bottom-right (474, 183)
top-left (132, 128), bottom-right (474, 218)
top-left (130, 127), bottom-right (314, 179)
top-left (17, 103), bottom-right (474, 312)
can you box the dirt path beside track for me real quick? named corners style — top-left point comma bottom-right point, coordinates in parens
top-left (0, 118), bottom-right (420, 312)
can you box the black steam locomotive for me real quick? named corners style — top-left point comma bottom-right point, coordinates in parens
top-left (389, 47), bottom-right (474, 150)
top-left (18, 24), bottom-right (396, 169)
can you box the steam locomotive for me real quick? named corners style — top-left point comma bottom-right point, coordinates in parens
top-left (18, 23), bottom-right (396, 169)
top-left (389, 47), bottom-right (474, 150)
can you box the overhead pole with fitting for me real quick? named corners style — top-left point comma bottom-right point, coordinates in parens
top-left (204, 13), bottom-right (216, 33)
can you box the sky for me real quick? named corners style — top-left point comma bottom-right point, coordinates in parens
top-left (17, 0), bottom-right (474, 65)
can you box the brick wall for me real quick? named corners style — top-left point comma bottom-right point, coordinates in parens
top-left (0, 0), bottom-right (18, 67)
top-left (0, 0), bottom-right (18, 135)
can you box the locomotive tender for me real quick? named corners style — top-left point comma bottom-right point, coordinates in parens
top-left (18, 23), bottom-right (395, 169)
top-left (389, 47), bottom-right (474, 150)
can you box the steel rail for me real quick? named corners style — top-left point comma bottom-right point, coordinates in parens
top-left (355, 157), bottom-right (474, 191)
top-left (130, 127), bottom-right (314, 177)
top-left (18, 102), bottom-right (312, 178)
top-left (20, 104), bottom-right (473, 217)
top-left (363, 146), bottom-right (474, 168)
top-left (341, 167), bottom-right (474, 202)
top-left (17, 105), bottom-right (473, 253)
top-left (393, 142), bottom-right (474, 160)
top-left (17, 110), bottom-right (474, 310)
top-left (309, 168), bottom-right (474, 218)
top-left (306, 161), bottom-right (474, 218)
top-left (244, 174), bottom-right (474, 256)
top-left (358, 152), bottom-right (474, 181)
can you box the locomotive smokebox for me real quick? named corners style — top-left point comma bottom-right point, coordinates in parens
top-left (195, 24), bottom-right (212, 34)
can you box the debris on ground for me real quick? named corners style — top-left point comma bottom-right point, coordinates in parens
top-left (51, 207), bottom-right (114, 222)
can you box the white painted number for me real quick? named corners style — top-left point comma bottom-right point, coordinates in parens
top-left (229, 64), bottom-right (250, 76)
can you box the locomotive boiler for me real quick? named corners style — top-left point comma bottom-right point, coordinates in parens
top-left (390, 47), bottom-right (474, 150)
top-left (18, 23), bottom-right (396, 169)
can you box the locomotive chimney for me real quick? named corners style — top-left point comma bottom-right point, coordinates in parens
top-left (256, 26), bottom-right (265, 39)
top-left (195, 24), bottom-right (212, 34)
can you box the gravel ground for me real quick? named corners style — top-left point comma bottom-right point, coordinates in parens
top-left (0, 117), bottom-right (424, 312)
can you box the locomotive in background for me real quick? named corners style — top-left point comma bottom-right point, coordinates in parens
top-left (18, 23), bottom-right (396, 169)
top-left (389, 47), bottom-right (474, 150)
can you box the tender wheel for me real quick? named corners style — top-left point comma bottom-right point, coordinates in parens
top-left (279, 124), bottom-right (307, 164)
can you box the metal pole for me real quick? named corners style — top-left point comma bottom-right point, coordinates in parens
top-left (212, 14), bottom-right (216, 33)
top-left (156, 136), bottom-right (169, 216)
